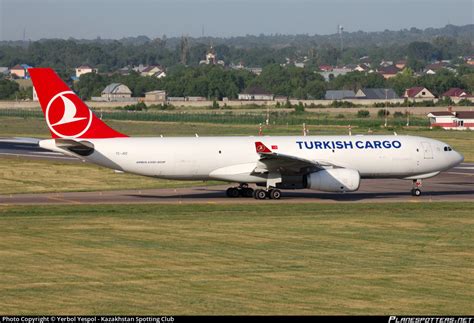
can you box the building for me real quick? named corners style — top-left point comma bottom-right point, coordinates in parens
top-left (325, 90), bottom-right (356, 100)
top-left (101, 83), bottom-right (132, 101)
top-left (423, 62), bottom-right (447, 75)
top-left (319, 67), bottom-right (352, 82)
top-left (0, 67), bottom-right (9, 75)
top-left (466, 56), bottom-right (474, 66)
top-left (395, 60), bottom-right (407, 70)
top-left (200, 46), bottom-right (225, 66)
top-left (75, 65), bottom-right (97, 78)
top-left (144, 90), bottom-right (166, 103)
top-left (140, 65), bottom-right (166, 78)
top-left (32, 86), bottom-right (38, 101)
top-left (403, 87), bottom-right (435, 99)
top-left (427, 110), bottom-right (474, 130)
top-left (294, 62), bottom-right (305, 68)
top-left (379, 60), bottom-right (393, 67)
top-left (238, 86), bottom-right (274, 101)
top-left (442, 88), bottom-right (471, 100)
top-left (354, 63), bottom-right (370, 72)
top-left (319, 65), bottom-right (333, 72)
top-left (246, 67), bottom-right (262, 75)
top-left (187, 96), bottom-right (207, 102)
top-left (10, 65), bottom-right (27, 78)
top-left (378, 65), bottom-right (400, 79)
top-left (355, 88), bottom-right (399, 100)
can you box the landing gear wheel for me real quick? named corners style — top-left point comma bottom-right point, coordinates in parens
top-left (269, 189), bottom-right (281, 200)
top-left (242, 187), bottom-right (254, 198)
top-left (226, 187), bottom-right (240, 198)
top-left (254, 189), bottom-right (267, 200)
top-left (411, 179), bottom-right (422, 197)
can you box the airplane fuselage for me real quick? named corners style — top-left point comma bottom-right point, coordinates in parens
top-left (40, 135), bottom-right (463, 184)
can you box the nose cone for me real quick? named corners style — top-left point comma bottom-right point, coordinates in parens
top-left (455, 151), bottom-right (464, 166)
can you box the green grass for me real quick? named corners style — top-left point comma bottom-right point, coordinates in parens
top-left (0, 158), bottom-right (218, 195)
top-left (0, 203), bottom-right (472, 314)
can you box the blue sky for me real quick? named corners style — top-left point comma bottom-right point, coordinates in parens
top-left (1, 0), bottom-right (472, 40)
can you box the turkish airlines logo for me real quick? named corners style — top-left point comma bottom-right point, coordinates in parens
top-left (257, 144), bottom-right (265, 152)
top-left (46, 91), bottom-right (92, 138)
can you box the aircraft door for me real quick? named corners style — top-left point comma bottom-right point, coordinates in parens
top-left (421, 142), bottom-right (433, 159)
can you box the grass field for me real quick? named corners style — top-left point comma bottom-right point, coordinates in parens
top-left (0, 202), bottom-right (472, 315)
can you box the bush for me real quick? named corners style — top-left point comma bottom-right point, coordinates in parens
top-left (357, 110), bottom-right (370, 118)
top-left (330, 100), bottom-right (358, 108)
top-left (293, 102), bottom-right (305, 114)
top-left (118, 102), bottom-right (147, 111)
top-left (393, 111), bottom-right (404, 118)
top-left (457, 99), bottom-right (474, 106)
top-left (335, 113), bottom-right (345, 119)
top-left (377, 109), bottom-right (390, 117)
top-left (212, 100), bottom-right (220, 109)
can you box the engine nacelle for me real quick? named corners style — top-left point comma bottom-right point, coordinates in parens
top-left (306, 168), bottom-right (360, 192)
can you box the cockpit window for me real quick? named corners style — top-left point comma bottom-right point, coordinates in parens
top-left (444, 146), bottom-right (452, 152)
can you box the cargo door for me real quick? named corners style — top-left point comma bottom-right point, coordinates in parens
top-left (421, 142), bottom-right (433, 159)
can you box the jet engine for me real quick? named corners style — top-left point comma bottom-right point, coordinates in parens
top-left (306, 168), bottom-right (360, 192)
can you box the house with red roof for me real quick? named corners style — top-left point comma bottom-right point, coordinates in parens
top-left (319, 65), bottom-right (333, 72)
top-left (403, 87), bottom-right (435, 99)
top-left (378, 65), bottom-right (400, 79)
top-left (442, 88), bottom-right (471, 100)
top-left (427, 110), bottom-right (474, 130)
top-left (10, 65), bottom-right (27, 78)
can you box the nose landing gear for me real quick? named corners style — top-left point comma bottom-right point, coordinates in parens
top-left (411, 179), bottom-right (422, 197)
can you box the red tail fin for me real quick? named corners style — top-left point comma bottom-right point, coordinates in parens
top-left (255, 141), bottom-right (272, 154)
top-left (29, 68), bottom-right (127, 139)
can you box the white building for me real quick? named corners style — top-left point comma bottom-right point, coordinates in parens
top-left (238, 86), bottom-right (274, 101)
top-left (75, 65), bottom-right (97, 78)
top-left (427, 110), bottom-right (474, 130)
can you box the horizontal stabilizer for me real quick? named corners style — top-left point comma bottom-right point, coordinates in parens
top-left (55, 139), bottom-right (95, 156)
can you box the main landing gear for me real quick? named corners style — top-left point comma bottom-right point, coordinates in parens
top-left (226, 184), bottom-right (254, 198)
top-left (253, 188), bottom-right (282, 200)
top-left (225, 184), bottom-right (282, 200)
top-left (411, 179), bottom-right (422, 197)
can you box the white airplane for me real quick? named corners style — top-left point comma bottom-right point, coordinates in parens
top-left (29, 68), bottom-right (464, 200)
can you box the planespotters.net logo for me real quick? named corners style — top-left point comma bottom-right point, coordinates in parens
top-left (389, 317), bottom-right (473, 323)
top-left (46, 91), bottom-right (93, 138)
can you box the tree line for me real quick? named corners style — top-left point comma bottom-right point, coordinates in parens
top-left (73, 64), bottom-right (474, 100)
top-left (0, 27), bottom-right (472, 73)
top-left (1, 62), bottom-right (472, 101)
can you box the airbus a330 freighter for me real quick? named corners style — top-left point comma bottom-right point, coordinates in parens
top-left (29, 68), bottom-right (464, 200)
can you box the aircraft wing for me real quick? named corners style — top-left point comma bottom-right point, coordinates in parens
top-left (254, 141), bottom-right (334, 174)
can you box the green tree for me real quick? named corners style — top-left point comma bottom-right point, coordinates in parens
top-left (0, 79), bottom-right (19, 99)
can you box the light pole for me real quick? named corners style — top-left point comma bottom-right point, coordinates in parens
top-left (384, 88), bottom-right (388, 127)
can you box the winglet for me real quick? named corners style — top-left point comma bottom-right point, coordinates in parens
top-left (255, 141), bottom-right (272, 154)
